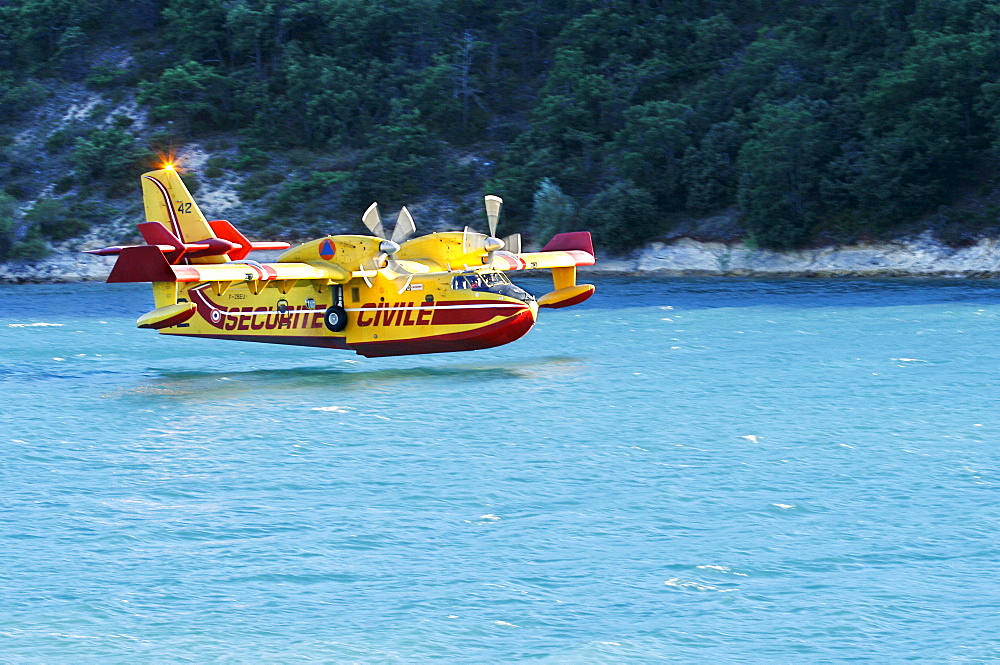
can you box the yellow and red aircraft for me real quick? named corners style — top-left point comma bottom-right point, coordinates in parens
top-left (87, 166), bottom-right (596, 357)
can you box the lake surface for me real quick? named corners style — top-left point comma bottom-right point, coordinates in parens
top-left (2, 277), bottom-right (999, 662)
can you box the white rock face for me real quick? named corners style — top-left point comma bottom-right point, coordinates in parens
top-left (585, 234), bottom-right (1000, 277)
top-left (0, 252), bottom-right (116, 283)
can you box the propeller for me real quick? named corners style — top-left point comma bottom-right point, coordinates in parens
top-left (485, 195), bottom-right (502, 236)
top-left (391, 206), bottom-right (416, 244)
top-left (361, 202), bottom-right (385, 239)
top-left (504, 233), bottom-right (521, 254)
top-left (463, 195), bottom-right (521, 265)
top-left (360, 202), bottom-right (417, 275)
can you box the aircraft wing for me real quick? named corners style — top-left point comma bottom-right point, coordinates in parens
top-left (494, 249), bottom-right (596, 271)
top-left (489, 231), bottom-right (596, 272)
top-left (171, 261), bottom-right (349, 284)
top-left (488, 231), bottom-right (596, 309)
top-left (107, 245), bottom-right (350, 284)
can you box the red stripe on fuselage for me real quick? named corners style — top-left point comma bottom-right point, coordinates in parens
top-left (349, 308), bottom-right (535, 357)
top-left (431, 304), bottom-right (523, 326)
top-left (353, 300), bottom-right (527, 327)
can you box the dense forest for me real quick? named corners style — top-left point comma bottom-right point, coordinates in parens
top-left (2, 0), bottom-right (1000, 261)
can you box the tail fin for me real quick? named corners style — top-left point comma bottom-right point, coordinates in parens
top-left (141, 167), bottom-right (226, 264)
top-left (86, 168), bottom-right (290, 277)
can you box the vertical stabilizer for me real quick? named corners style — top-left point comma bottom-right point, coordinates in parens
top-left (141, 168), bottom-right (226, 264)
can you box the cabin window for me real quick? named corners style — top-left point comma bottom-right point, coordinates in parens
top-left (351, 287), bottom-right (360, 302)
top-left (451, 276), bottom-right (468, 290)
top-left (481, 272), bottom-right (509, 286)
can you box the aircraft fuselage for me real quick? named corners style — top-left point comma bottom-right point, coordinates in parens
top-left (170, 269), bottom-right (538, 357)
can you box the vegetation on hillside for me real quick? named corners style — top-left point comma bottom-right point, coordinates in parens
top-left (2, 0), bottom-right (1000, 260)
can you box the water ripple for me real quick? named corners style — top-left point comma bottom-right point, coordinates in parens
top-left (2, 279), bottom-right (999, 660)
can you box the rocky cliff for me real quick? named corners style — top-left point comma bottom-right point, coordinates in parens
top-left (586, 234), bottom-right (1000, 278)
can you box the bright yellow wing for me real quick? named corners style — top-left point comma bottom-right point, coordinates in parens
top-left (171, 261), bottom-right (350, 284)
top-left (490, 248), bottom-right (596, 271)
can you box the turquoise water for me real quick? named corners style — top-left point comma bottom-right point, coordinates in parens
top-left (2, 278), bottom-right (999, 662)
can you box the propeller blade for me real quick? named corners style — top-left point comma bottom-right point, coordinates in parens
top-left (362, 202), bottom-right (385, 239)
top-left (462, 226), bottom-right (474, 254)
top-left (463, 228), bottom-right (489, 255)
top-left (391, 206), bottom-right (416, 244)
top-left (504, 233), bottom-right (522, 254)
top-left (396, 273), bottom-right (414, 294)
top-left (484, 195), bottom-right (503, 237)
top-left (388, 258), bottom-right (413, 276)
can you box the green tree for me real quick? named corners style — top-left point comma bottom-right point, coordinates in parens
top-left (339, 104), bottom-right (445, 211)
top-left (23, 198), bottom-right (90, 242)
top-left (406, 32), bottom-right (489, 142)
top-left (70, 128), bottom-right (147, 193)
top-left (273, 52), bottom-right (376, 147)
top-left (579, 180), bottom-right (657, 253)
top-left (682, 121), bottom-right (743, 212)
top-left (686, 14), bottom-right (742, 77)
top-left (531, 178), bottom-right (576, 242)
top-left (0, 192), bottom-right (19, 259)
top-left (737, 101), bottom-right (830, 249)
top-left (0, 73), bottom-right (48, 119)
top-left (612, 100), bottom-right (691, 208)
top-left (139, 61), bottom-right (237, 130)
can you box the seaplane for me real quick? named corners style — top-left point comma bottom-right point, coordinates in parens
top-left (86, 165), bottom-right (596, 357)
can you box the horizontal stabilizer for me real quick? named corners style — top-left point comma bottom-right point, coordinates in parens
top-left (138, 221), bottom-right (185, 260)
top-left (86, 244), bottom-right (183, 256)
top-left (89, 221), bottom-right (291, 265)
top-left (104, 241), bottom-right (350, 284)
top-left (209, 220), bottom-right (290, 261)
top-left (107, 245), bottom-right (176, 283)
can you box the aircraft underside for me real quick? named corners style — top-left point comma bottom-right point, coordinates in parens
top-left (168, 282), bottom-right (538, 357)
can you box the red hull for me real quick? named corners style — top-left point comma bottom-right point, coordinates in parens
top-left (350, 308), bottom-right (535, 357)
top-left (181, 308), bottom-right (535, 357)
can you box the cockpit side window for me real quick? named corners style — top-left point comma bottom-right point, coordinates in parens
top-left (481, 272), bottom-right (508, 286)
top-left (453, 272), bottom-right (510, 291)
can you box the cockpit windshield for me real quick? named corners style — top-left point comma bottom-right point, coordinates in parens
top-left (449, 270), bottom-right (534, 303)
top-left (481, 272), bottom-right (510, 286)
top-left (451, 272), bottom-right (509, 290)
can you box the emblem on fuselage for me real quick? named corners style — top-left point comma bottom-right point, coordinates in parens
top-left (320, 239), bottom-right (337, 260)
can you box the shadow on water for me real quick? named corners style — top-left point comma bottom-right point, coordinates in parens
top-left (119, 355), bottom-right (587, 399)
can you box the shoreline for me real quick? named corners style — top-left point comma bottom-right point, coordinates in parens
top-left (3, 234), bottom-right (1000, 284)
top-left (581, 234), bottom-right (1000, 279)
